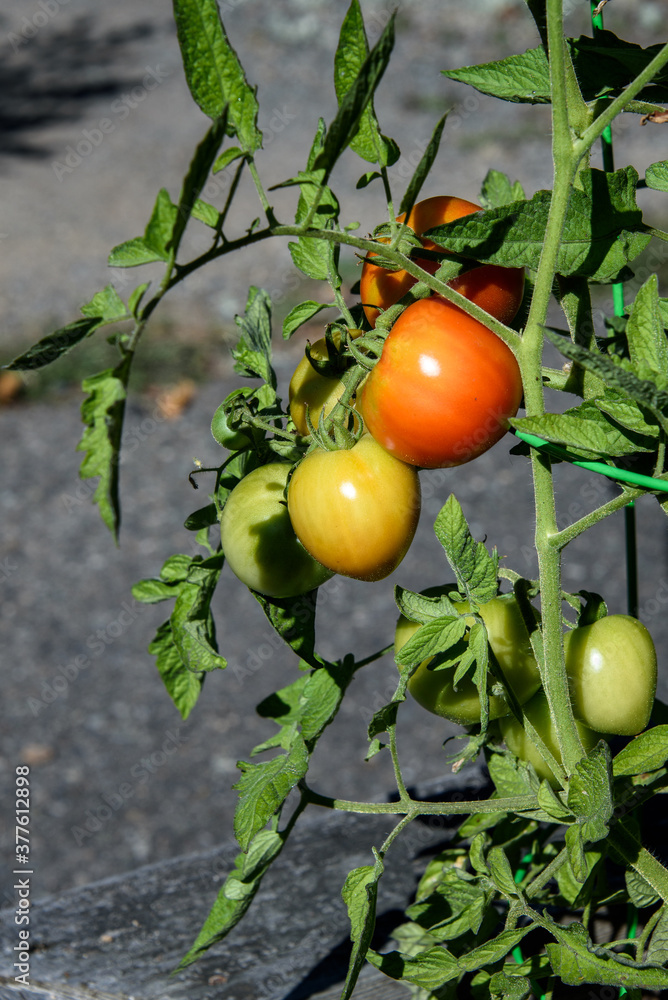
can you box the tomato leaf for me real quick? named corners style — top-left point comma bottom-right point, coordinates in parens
top-left (626, 274), bottom-right (668, 375)
top-left (313, 10), bottom-right (395, 176)
top-left (282, 299), bottom-right (334, 340)
top-left (613, 725), bottom-right (668, 776)
top-left (443, 46), bottom-right (551, 104)
top-left (77, 364), bottom-right (128, 539)
top-left (170, 553), bottom-right (226, 673)
top-left (108, 188), bottom-right (178, 267)
top-left (176, 828), bottom-right (284, 968)
top-left (647, 906), bottom-right (668, 964)
top-left (334, 0), bottom-right (398, 167)
top-left (546, 919), bottom-right (668, 990)
top-left (394, 616), bottom-right (468, 667)
top-left (3, 317), bottom-right (106, 372)
top-left (479, 169), bottom-right (526, 210)
top-left (251, 588), bottom-right (326, 672)
top-left (646, 160), bottom-right (668, 192)
top-left (489, 971), bottom-right (532, 1000)
top-left (233, 737), bottom-right (309, 851)
top-left (286, 123), bottom-right (342, 281)
top-left (511, 407), bottom-right (657, 459)
top-left (232, 285), bottom-right (275, 386)
top-left (398, 112), bottom-right (448, 217)
top-left (147, 620), bottom-right (204, 720)
top-left (394, 584), bottom-right (462, 624)
top-left (171, 114), bottom-right (229, 259)
top-left (434, 495), bottom-right (499, 605)
top-left (567, 741), bottom-right (614, 845)
top-left (367, 944), bottom-right (461, 989)
top-left (173, 0), bottom-right (261, 150)
top-left (487, 846), bottom-right (519, 898)
top-left (425, 168), bottom-right (650, 282)
top-left (340, 855), bottom-right (384, 1000)
top-left (80, 284), bottom-right (128, 321)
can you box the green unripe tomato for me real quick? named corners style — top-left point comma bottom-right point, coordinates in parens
top-left (220, 463), bottom-right (334, 598)
top-left (211, 400), bottom-right (253, 450)
top-left (499, 690), bottom-right (600, 788)
top-left (394, 587), bottom-right (542, 726)
top-left (564, 614), bottom-right (657, 736)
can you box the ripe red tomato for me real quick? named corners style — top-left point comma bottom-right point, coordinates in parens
top-left (360, 195), bottom-right (524, 328)
top-left (359, 297), bottom-right (523, 468)
top-left (287, 434), bottom-right (420, 581)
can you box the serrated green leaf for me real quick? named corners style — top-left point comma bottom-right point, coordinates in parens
top-left (3, 318), bottom-right (103, 372)
top-left (547, 920), bottom-right (668, 990)
top-left (443, 46), bottom-right (551, 104)
top-left (177, 828), bottom-right (283, 968)
top-left (144, 187), bottom-right (178, 259)
top-left (108, 236), bottom-right (165, 268)
top-left (147, 620), bottom-right (203, 719)
top-left (282, 299), bottom-right (334, 340)
top-left (479, 170), bottom-right (526, 210)
top-left (334, 0), bottom-right (397, 167)
top-left (613, 725), bottom-right (668, 776)
top-left (646, 160), bottom-right (668, 192)
top-left (594, 391), bottom-right (660, 440)
top-left (545, 327), bottom-right (668, 427)
top-left (171, 115), bottom-right (228, 257)
top-left (368, 944), bottom-right (460, 989)
top-left (131, 577), bottom-right (180, 604)
top-left (487, 847), bottom-right (518, 898)
top-left (627, 274), bottom-right (668, 374)
top-left (77, 365), bottom-right (127, 538)
top-left (408, 873), bottom-right (487, 940)
top-left (213, 145), bottom-right (245, 173)
top-left (569, 31), bottom-right (668, 107)
top-left (512, 408), bottom-right (656, 459)
top-left (426, 168), bottom-right (650, 282)
top-left (486, 751), bottom-right (534, 798)
top-left (567, 742), bottom-right (613, 844)
top-left (399, 113), bottom-right (448, 217)
top-left (191, 198), bottom-right (220, 228)
top-left (489, 970), bottom-right (531, 1000)
top-left (184, 503), bottom-right (218, 531)
top-left (647, 906), bottom-right (668, 964)
top-left (252, 588), bottom-right (326, 673)
top-left (170, 555), bottom-right (226, 673)
top-left (128, 282), bottom-right (150, 315)
top-left (394, 584), bottom-right (461, 624)
top-left (626, 866), bottom-right (660, 908)
top-left (298, 660), bottom-right (356, 745)
top-left (459, 927), bottom-right (533, 974)
top-left (288, 233), bottom-right (337, 283)
top-left (537, 780), bottom-right (573, 822)
top-left (160, 553), bottom-right (195, 582)
top-left (394, 616), bottom-right (468, 667)
top-left (556, 845), bottom-right (601, 906)
top-left (233, 737), bottom-right (309, 850)
top-left (340, 855), bottom-right (384, 1000)
top-left (565, 824), bottom-right (587, 883)
top-left (80, 285), bottom-right (128, 321)
top-left (232, 285), bottom-right (275, 384)
top-left (434, 495), bottom-right (499, 604)
top-left (314, 11), bottom-right (395, 176)
top-left (173, 0), bottom-right (261, 150)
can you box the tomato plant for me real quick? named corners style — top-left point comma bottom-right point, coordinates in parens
top-left (360, 194), bottom-right (525, 328)
top-left (287, 434), bottom-right (420, 581)
top-left (220, 463), bottom-right (334, 597)
top-left (499, 690), bottom-right (601, 789)
top-left (564, 614), bottom-right (657, 736)
top-left (395, 588), bottom-right (541, 725)
top-left (359, 296), bottom-right (523, 468)
top-left (12, 0), bottom-right (668, 996)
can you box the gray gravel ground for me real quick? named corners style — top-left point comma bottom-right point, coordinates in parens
top-left (2, 0), bottom-right (668, 918)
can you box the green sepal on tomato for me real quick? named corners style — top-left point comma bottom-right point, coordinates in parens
top-left (395, 587), bottom-right (542, 726)
top-left (360, 296), bottom-right (523, 469)
top-left (287, 434), bottom-right (420, 582)
top-left (220, 463), bottom-right (334, 598)
top-left (288, 329), bottom-right (362, 437)
top-left (360, 195), bottom-right (525, 328)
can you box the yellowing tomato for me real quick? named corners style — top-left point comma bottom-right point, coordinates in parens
top-left (288, 330), bottom-right (362, 436)
top-left (287, 434), bottom-right (420, 582)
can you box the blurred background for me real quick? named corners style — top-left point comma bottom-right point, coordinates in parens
top-left (1, 0), bottom-right (668, 908)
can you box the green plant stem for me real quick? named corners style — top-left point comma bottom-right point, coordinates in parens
top-left (575, 41), bottom-right (668, 160)
top-left (525, 846), bottom-right (568, 898)
top-left (548, 488), bottom-right (642, 550)
top-left (635, 906), bottom-right (663, 962)
top-left (299, 783), bottom-right (537, 817)
top-left (609, 825), bottom-right (668, 904)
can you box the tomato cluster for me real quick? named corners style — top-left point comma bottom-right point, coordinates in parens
top-left (397, 592), bottom-right (658, 788)
top-left (215, 194), bottom-right (526, 594)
